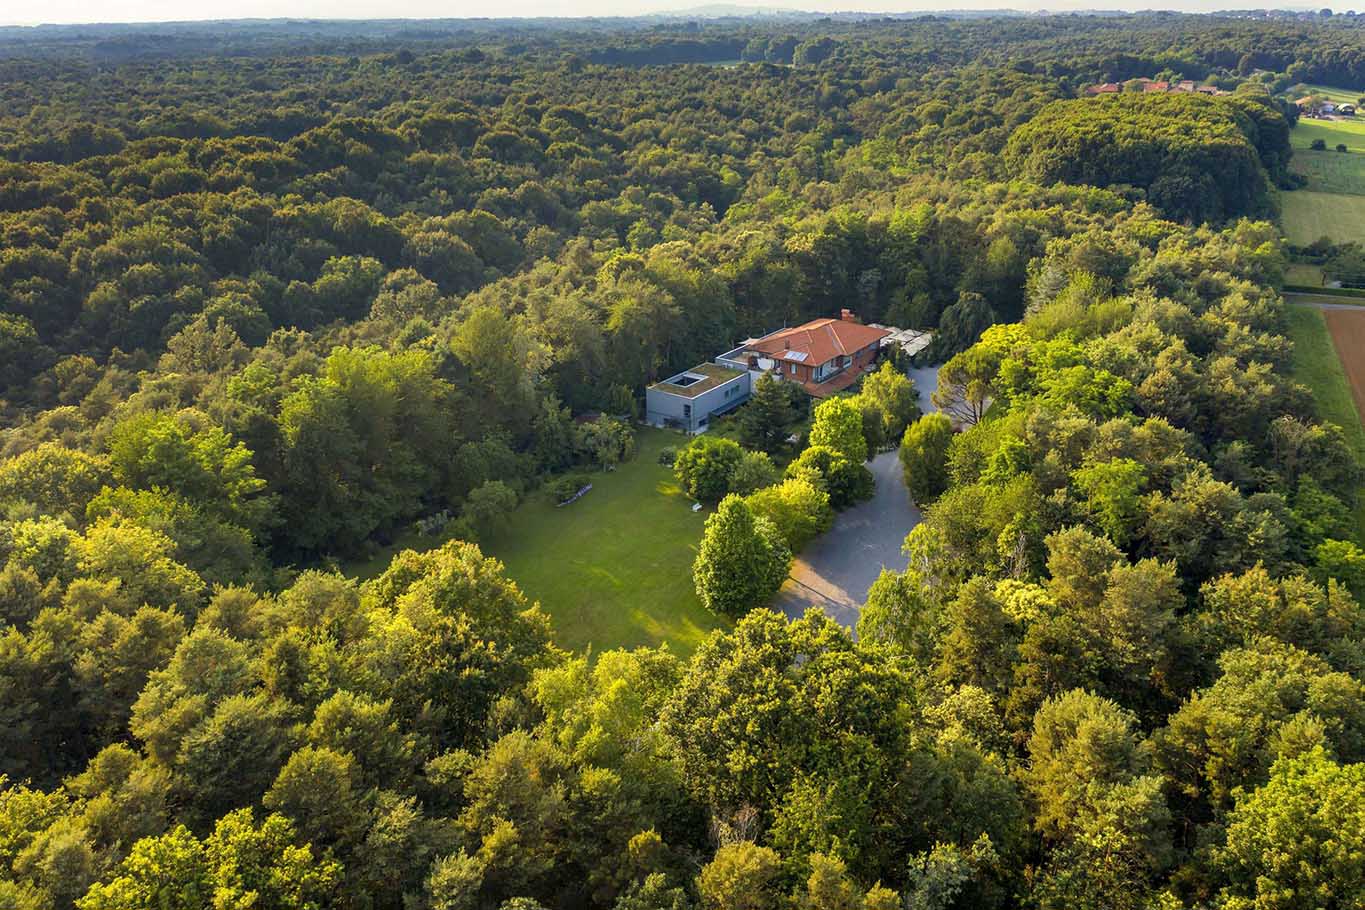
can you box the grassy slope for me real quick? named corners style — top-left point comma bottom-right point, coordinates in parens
top-left (1285, 305), bottom-right (1365, 539)
top-left (1286, 261), bottom-right (1326, 286)
top-left (347, 427), bottom-right (723, 655)
top-left (1282, 104), bottom-right (1365, 242)
top-left (1286, 109), bottom-right (1365, 203)
top-left (1281, 191), bottom-right (1365, 244)
top-left (1286, 306), bottom-right (1365, 459)
top-left (1301, 84), bottom-right (1365, 106)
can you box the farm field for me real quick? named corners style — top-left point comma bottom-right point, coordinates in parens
top-left (1322, 307), bottom-right (1365, 432)
top-left (1285, 304), bottom-right (1365, 540)
top-left (1289, 115), bottom-right (1365, 152)
top-left (1287, 117), bottom-right (1365, 194)
top-left (1286, 305), bottom-right (1365, 458)
top-left (1280, 190), bottom-right (1365, 244)
top-left (349, 428), bottom-right (723, 655)
top-left (1288, 147), bottom-right (1365, 197)
top-left (1286, 261), bottom-right (1326, 286)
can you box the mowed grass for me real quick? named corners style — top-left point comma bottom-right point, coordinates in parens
top-left (1289, 116), bottom-right (1365, 153)
top-left (486, 428), bottom-right (723, 654)
top-left (1286, 304), bottom-right (1365, 460)
top-left (1289, 150), bottom-right (1365, 197)
top-left (1281, 191), bottom-right (1365, 245)
top-left (347, 427), bottom-right (723, 655)
top-left (1286, 261), bottom-right (1326, 286)
top-left (1288, 114), bottom-right (1365, 196)
top-left (1299, 84), bottom-right (1365, 106)
top-left (1285, 304), bottom-right (1365, 541)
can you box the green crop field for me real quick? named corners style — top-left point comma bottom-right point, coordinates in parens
top-left (1290, 116), bottom-right (1365, 153)
top-left (1285, 304), bottom-right (1365, 540)
top-left (1286, 262), bottom-right (1326, 286)
top-left (1282, 95), bottom-right (1365, 241)
top-left (1288, 117), bottom-right (1365, 196)
top-left (1281, 190), bottom-right (1365, 244)
top-left (1288, 148), bottom-right (1365, 196)
top-left (1286, 305), bottom-right (1365, 460)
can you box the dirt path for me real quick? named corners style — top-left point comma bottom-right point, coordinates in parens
top-left (1323, 307), bottom-right (1365, 421)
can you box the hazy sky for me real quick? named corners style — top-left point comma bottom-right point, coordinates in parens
top-left (2, 1), bottom-right (1284, 28)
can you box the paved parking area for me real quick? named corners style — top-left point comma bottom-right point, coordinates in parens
top-left (772, 449), bottom-right (921, 629)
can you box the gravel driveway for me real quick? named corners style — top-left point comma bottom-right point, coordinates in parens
top-left (772, 448), bottom-right (922, 629)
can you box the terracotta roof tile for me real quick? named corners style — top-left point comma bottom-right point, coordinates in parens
top-left (749, 318), bottom-right (889, 366)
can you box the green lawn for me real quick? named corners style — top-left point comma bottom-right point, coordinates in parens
top-left (347, 427), bottom-right (724, 655)
top-left (1286, 262), bottom-right (1326, 286)
top-left (1299, 84), bottom-right (1365, 106)
top-left (1286, 110), bottom-right (1365, 201)
top-left (1281, 191), bottom-right (1365, 245)
top-left (1285, 304), bottom-right (1365, 541)
top-left (1289, 115), bottom-right (1365, 152)
top-left (1286, 305), bottom-right (1365, 459)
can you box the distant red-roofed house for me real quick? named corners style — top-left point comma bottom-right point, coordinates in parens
top-left (1086, 82), bottom-right (1121, 95)
top-left (645, 312), bottom-right (892, 432)
top-left (732, 312), bottom-right (890, 397)
top-left (1143, 81), bottom-right (1171, 93)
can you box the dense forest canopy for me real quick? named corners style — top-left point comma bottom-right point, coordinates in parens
top-left (1004, 91), bottom-right (1291, 222)
top-left (0, 10), bottom-right (1364, 910)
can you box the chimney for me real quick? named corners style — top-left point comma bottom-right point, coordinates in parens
top-left (840, 308), bottom-right (860, 323)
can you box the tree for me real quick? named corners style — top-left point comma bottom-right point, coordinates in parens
top-left (925, 291), bottom-right (995, 361)
top-left (278, 346), bottom-right (455, 555)
top-left (857, 361), bottom-right (920, 447)
top-left (729, 451), bottom-right (779, 496)
top-left (575, 416), bottom-right (636, 469)
top-left (77, 811), bottom-right (339, 910)
top-left (932, 347), bottom-right (996, 427)
top-left (856, 568), bottom-right (939, 663)
top-left (462, 480), bottom-right (518, 540)
top-left (900, 413), bottom-right (954, 505)
top-left (1024, 690), bottom-right (1147, 841)
top-left (693, 495), bottom-right (791, 617)
top-left (0, 444), bottom-right (112, 519)
top-left (106, 411), bottom-right (272, 533)
top-left (697, 842), bottom-right (784, 910)
top-left (1153, 640), bottom-right (1365, 825)
top-left (673, 436), bottom-right (743, 504)
top-left (785, 445), bottom-right (873, 510)
top-left (744, 476), bottom-right (833, 551)
top-left (263, 746), bottom-right (367, 851)
top-left (1316, 539), bottom-right (1365, 602)
top-left (740, 374), bottom-right (797, 455)
top-left (1071, 458), bottom-right (1147, 545)
top-left (1214, 748), bottom-right (1365, 910)
top-left (808, 397), bottom-right (868, 463)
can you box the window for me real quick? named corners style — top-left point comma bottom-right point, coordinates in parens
top-left (789, 363), bottom-right (796, 375)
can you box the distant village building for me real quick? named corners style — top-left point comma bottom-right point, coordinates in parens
top-left (1085, 77), bottom-right (1228, 97)
top-left (1297, 96), bottom-right (1346, 117)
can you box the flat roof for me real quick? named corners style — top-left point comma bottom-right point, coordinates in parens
top-left (648, 362), bottom-right (746, 400)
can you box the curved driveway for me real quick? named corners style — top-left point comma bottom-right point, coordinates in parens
top-left (772, 449), bottom-right (922, 630)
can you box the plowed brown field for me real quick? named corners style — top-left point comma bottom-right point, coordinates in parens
top-left (1324, 308), bottom-right (1365, 422)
